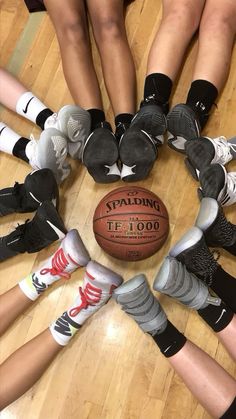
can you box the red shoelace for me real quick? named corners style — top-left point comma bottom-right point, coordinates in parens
top-left (40, 248), bottom-right (79, 279)
top-left (69, 281), bottom-right (102, 317)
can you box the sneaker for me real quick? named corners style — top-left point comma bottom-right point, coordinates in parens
top-left (153, 256), bottom-right (221, 310)
top-left (26, 128), bottom-right (70, 184)
top-left (113, 274), bottom-right (167, 335)
top-left (169, 226), bottom-right (219, 287)
top-left (19, 229), bottom-right (90, 300)
top-left (82, 121), bottom-right (120, 183)
top-left (195, 197), bottom-right (236, 255)
top-left (0, 169), bottom-right (59, 216)
top-left (185, 136), bottom-right (233, 180)
top-left (0, 201), bottom-right (67, 262)
top-left (49, 260), bottom-right (123, 345)
top-left (119, 95), bottom-right (166, 181)
top-left (199, 163), bottom-right (236, 206)
top-left (167, 103), bottom-right (201, 153)
top-left (44, 105), bottom-right (91, 160)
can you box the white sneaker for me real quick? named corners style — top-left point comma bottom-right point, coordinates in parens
top-left (44, 105), bottom-right (91, 159)
top-left (26, 128), bottom-right (70, 184)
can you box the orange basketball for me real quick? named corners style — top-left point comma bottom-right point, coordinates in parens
top-left (93, 186), bottom-right (169, 261)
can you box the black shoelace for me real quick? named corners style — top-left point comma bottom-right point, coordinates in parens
top-left (213, 211), bottom-right (236, 246)
top-left (191, 246), bottom-right (219, 287)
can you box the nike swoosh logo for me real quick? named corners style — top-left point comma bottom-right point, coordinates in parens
top-left (23, 97), bottom-right (34, 114)
top-left (215, 308), bottom-right (226, 324)
top-left (46, 220), bottom-right (66, 240)
top-left (0, 126), bottom-right (7, 135)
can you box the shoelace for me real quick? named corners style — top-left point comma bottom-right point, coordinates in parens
top-left (191, 246), bottom-right (220, 287)
top-left (69, 282), bottom-right (102, 317)
top-left (213, 210), bottom-right (236, 246)
top-left (213, 136), bottom-right (232, 164)
top-left (40, 248), bottom-right (72, 279)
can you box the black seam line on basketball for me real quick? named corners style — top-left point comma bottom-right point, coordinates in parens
top-left (94, 231), bottom-right (168, 245)
top-left (99, 187), bottom-right (152, 200)
top-left (93, 213), bottom-right (168, 222)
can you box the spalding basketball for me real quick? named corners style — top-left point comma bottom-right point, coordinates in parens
top-left (93, 186), bottom-right (169, 261)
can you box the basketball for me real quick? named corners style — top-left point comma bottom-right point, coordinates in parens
top-left (93, 186), bottom-right (169, 261)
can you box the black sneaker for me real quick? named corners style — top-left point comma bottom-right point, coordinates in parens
top-left (82, 121), bottom-right (120, 183)
top-left (0, 201), bottom-right (67, 262)
top-left (185, 136), bottom-right (233, 180)
top-left (0, 169), bottom-right (59, 216)
top-left (195, 197), bottom-right (236, 256)
top-left (167, 104), bottom-right (201, 153)
top-left (119, 95), bottom-right (166, 182)
top-left (169, 226), bottom-right (219, 287)
top-left (198, 163), bottom-right (236, 206)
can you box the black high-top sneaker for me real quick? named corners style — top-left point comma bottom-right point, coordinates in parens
top-left (195, 197), bottom-right (236, 256)
top-left (0, 169), bottom-right (59, 216)
top-left (169, 226), bottom-right (219, 287)
top-left (119, 95), bottom-right (167, 182)
top-left (0, 201), bottom-right (67, 262)
top-left (82, 121), bottom-right (120, 183)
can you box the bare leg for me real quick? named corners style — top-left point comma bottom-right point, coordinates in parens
top-left (169, 340), bottom-right (236, 418)
top-left (193, 0), bottom-right (236, 91)
top-left (0, 286), bottom-right (33, 336)
top-left (0, 329), bottom-right (61, 410)
top-left (217, 315), bottom-right (236, 362)
top-left (87, 0), bottom-right (136, 115)
top-left (0, 68), bottom-right (27, 109)
top-left (44, 0), bottom-right (103, 109)
top-left (147, 0), bottom-right (205, 80)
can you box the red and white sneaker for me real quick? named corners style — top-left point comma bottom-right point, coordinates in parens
top-left (19, 229), bottom-right (90, 300)
top-left (50, 260), bottom-right (123, 345)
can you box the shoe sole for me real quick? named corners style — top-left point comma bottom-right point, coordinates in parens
top-left (184, 157), bottom-right (199, 180)
top-left (199, 164), bottom-right (226, 202)
top-left (167, 104), bottom-right (200, 153)
top-left (119, 128), bottom-right (157, 182)
top-left (25, 169), bottom-right (59, 210)
top-left (83, 129), bottom-right (120, 183)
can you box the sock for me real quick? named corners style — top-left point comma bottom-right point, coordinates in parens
top-left (115, 113), bottom-right (133, 126)
top-left (228, 136), bottom-right (236, 159)
top-left (186, 80), bottom-right (218, 128)
top-left (143, 73), bottom-right (172, 112)
top-left (16, 92), bottom-right (53, 129)
top-left (210, 266), bottom-right (236, 313)
top-left (220, 397), bottom-right (236, 419)
top-left (36, 108), bottom-right (54, 130)
top-left (88, 109), bottom-right (105, 131)
top-left (152, 320), bottom-right (187, 358)
top-left (198, 301), bottom-right (234, 332)
top-left (0, 122), bottom-right (29, 161)
top-left (49, 309), bottom-right (82, 346)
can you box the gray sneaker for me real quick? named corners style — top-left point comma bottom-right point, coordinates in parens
top-left (153, 256), bottom-right (220, 310)
top-left (195, 197), bottom-right (236, 255)
top-left (112, 274), bottom-right (167, 335)
top-left (26, 128), bottom-right (70, 184)
top-left (45, 105), bottom-right (91, 159)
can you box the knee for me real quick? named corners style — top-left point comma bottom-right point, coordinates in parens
top-left (200, 8), bottom-right (236, 36)
top-left (162, 3), bottom-right (202, 35)
top-left (56, 16), bottom-right (88, 46)
top-left (92, 15), bottom-right (124, 44)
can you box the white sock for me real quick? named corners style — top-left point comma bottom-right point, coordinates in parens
top-left (0, 122), bottom-right (22, 154)
top-left (16, 91), bottom-right (48, 123)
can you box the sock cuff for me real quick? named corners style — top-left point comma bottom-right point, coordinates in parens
top-left (115, 113), bottom-right (133, 125)
top-left (36, 108), bottom-right (54, 130)
top-left (198, 301), bottom-right (234, 332)
top-left (144, 73), bottom-right (172, 104)
top-left (12, 137), bottom-right (30, 162)
top-left (152, 320), bottom-right (187, 358)
top-left (18, 275), bottom-right (39, 301)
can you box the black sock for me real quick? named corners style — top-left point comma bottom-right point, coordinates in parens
top-left (143, 73), bottom-right (172, 113)
top-left (210, 266), bottom-right (236, 313)
top-left (88, 109), bottom-right (105, 131)
top-left (36, 108), bottom-right (54, 130)
top-left (223, 242), bottom-right (236, 257)
top-left (186, 80), bottom-right (218, 128)
top-left (220, 397), bottom-right (236, 419)
top-left (115, 113), bottom-right (133, 126)
top-left (152, 320), bottom-right (187, 358)
top-left (12, 138), bottom-right (30, 162)
top-left (198, 301), bottom-right (234, 332)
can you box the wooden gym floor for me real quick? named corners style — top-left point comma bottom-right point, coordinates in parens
top-left (0, 1), bottom-right (235, 418)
